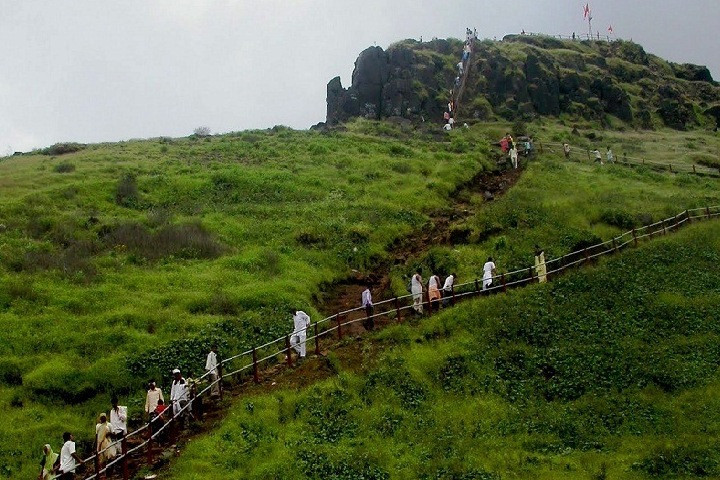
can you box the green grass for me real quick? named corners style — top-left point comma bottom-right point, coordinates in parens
top-left (0, 123), bottom-right (488, 478)
top-left (0, 120), bottom-right (718, 478)
top-left (168, 221), bottom-right (720, 479)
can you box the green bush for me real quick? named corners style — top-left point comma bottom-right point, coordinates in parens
top-left (53, 161), bottom-right (76, 173)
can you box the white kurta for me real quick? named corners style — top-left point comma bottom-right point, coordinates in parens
top-left (482, 261), bottom-right (496, 289)
top-left (290, 311), bottom-right (311, 357)
top-left (411, 274), bottom-right (423, 313)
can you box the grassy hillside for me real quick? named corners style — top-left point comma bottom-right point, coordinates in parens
top-left (168, 221), bottom-right (720, 480)
top-left (0, 120), bottom-right (718, 478)
top-left (0, 122), bottom-right (488, 478)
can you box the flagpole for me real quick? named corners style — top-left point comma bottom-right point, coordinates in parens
top-left (588, 14), bottom-right (593, 39)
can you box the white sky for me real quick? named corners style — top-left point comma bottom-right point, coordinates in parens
top-left (1, 0), bottom-right (718, 153)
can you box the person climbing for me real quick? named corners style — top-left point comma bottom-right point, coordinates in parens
top-left (170, 368), bottom-right (189, 427)
top-left (563, 143), bottom-right (571, 159)
top-left (500, 136), bottom-right (509, 153)
top-left (606, 147), bottom-right (614, 163)
top-left (482, 257), bottom-right (496, 290)
top-left (205, 344), bottom-right (221, 398)
top-left (411, 272), bottom-right (423, 314)
top-left (457, 61), bottom-right (464, 76)
top-left (145, 381), bottom-right (164, 421)
top-left (510, 144), bottom-right (519, 169)
top-left (428, 273), bottom-right (441, 310)
top-left (361, 284), bottom-right (374, 331)
top-left (38, 444), bottom-right (58, 480)
top-left (534, 245), bottom-right (547, 283)
top-left (592, 148), bottom-right (603, 164)
top-left (109, 396), bottom-right (127, 440)
top-left (290, 309), bottom-right (311, 361)
top-left (57, 432), bottom-right (84, 480)
top-left (442, 273), bottom-right (455, 307)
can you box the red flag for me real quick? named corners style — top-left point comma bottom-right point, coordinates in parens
top-left (583, 3), bottom-right (590, 19)
top-left (607, 25), bottom-right (613, 33)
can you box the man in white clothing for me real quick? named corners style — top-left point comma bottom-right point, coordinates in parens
top-left (205, 344), bottom-right (221, 398)
top-left (290, 309), bottom-right (311, 360)
top-left (110, 396), bottom-right (127, 439)
top-left (361, 286), bottom-right (374, 331)
top-left (482, 257), bottom-right (496, 290)
top-left (57, 431), bottom-right (84, 479)
top-left (170, 368), bottom-right (189, 426)
top-left (442, 273), bottom-right (455, 307)
top-left (145, 381), bottom-right (164, 420)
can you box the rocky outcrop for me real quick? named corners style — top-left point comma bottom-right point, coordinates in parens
top-left (326, 42), bottom-right (450, 125)
top-left (326, 36), bottom-right (719, 130)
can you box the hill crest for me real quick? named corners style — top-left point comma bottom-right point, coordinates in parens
top-left (326, 35), bottom-right (720, 131)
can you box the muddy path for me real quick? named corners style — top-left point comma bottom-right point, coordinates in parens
top-left (315, 165), bottom-right (524, 335)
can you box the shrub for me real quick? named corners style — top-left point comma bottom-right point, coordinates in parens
top-left (599, 209), bottom-right (637, 230)
top-left (633, 444), bottom-right (720, 477)
top-left (41, 143), bottom-right (85, 156)
top-left (53, 161), bottom-right (76, 173)
top-left (115, 173), bottom-right (140, 207)
top-left (0, 358), bottom-right (23, 386)
top-left (105, 221), bottom-right (225, 260)
top-left (24, 358), bottom-right (95, 404)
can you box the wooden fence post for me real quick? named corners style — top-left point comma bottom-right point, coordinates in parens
top-left (285, 335), bottom-right (293, 367)
top-left (474, 279), bottom-right (480, 294)
top-left (583, 247), bottom-right (589, 263)
top-left (528, 267), bottom-right (534, 283)
top-left (336, 314), bottom-right (342, 340)
top-left (252, 348), bottom-right (259, 384)
top-left (147, 420), bottom-right (154, 467)
top-left (394, 297), bottom-right (402, 323)
top-left (314, 323), bottom-right (320, 355)
top-left (693, 165), bottom-right (696, 174)
top-left (501, 273), bottom-right (507, 293)
top-left (121, 437), bottom-right (129, 480)
top-left (94, 454), bottom-right (100, 480)
top-left (707, 206), bottom-right (712, 219)
top-left (632, 228), bottom-right (638, 246)
top-left (669, 164), bottom-right (673, 173)
top-left (685, 210), bottom-right (690, 224)
top-left (662, 219), bottom-right (667, 235)
top-left (451, 285), bottom-right (456, 306)
top-left (426, 290), bottom-right (432, 316)
top-left (612, 237), bottom-right (618, 253)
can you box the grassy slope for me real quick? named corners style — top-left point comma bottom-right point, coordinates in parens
top-left (0, 120), bottom-right (717, 477)
top-left (168, 221), bottom-right (720, 480)
top-left (0, 121), bottom-right (487, 478)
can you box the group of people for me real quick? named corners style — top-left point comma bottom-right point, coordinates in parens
top-left (41, 244), bottom-right (547, 479)
top-left (40, 346), bottom-right (223, 479)
top-left (591, 146), bottom-right (614, 165)
top-left (562, 143), bottom-right (616, 165)
top-left (500, 133), bottom-right (535, 169)
top-left (443, 28), bottom-right (477, 131)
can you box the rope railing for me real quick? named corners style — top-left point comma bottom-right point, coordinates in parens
top-left (511, 32), bottom-right (618, 42)
top-left (542, 142), bottom-right (720, 177)
top-left (67, 204), bottom-right (719, 479)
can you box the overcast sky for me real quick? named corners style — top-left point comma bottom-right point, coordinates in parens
top-left (1, 0), bottom-right (718, 153)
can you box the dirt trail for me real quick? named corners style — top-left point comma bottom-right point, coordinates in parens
top-left (316, 165), bottom-right (524, 332)
top-left (115, 162), bottom-right (525, 479)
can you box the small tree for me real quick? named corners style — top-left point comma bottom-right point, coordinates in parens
top-left (193, 126), bottom-right (211, 137)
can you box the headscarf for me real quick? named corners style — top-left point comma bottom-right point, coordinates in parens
top-left (42, 444), bottom-right (58, 478)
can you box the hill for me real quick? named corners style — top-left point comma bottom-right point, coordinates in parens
top-left (167, 220), bottom-right (720, 479)
top-left (0, 37), bottom-right (719, 477)
top-left (326, 36), bottom-right (720, 131)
